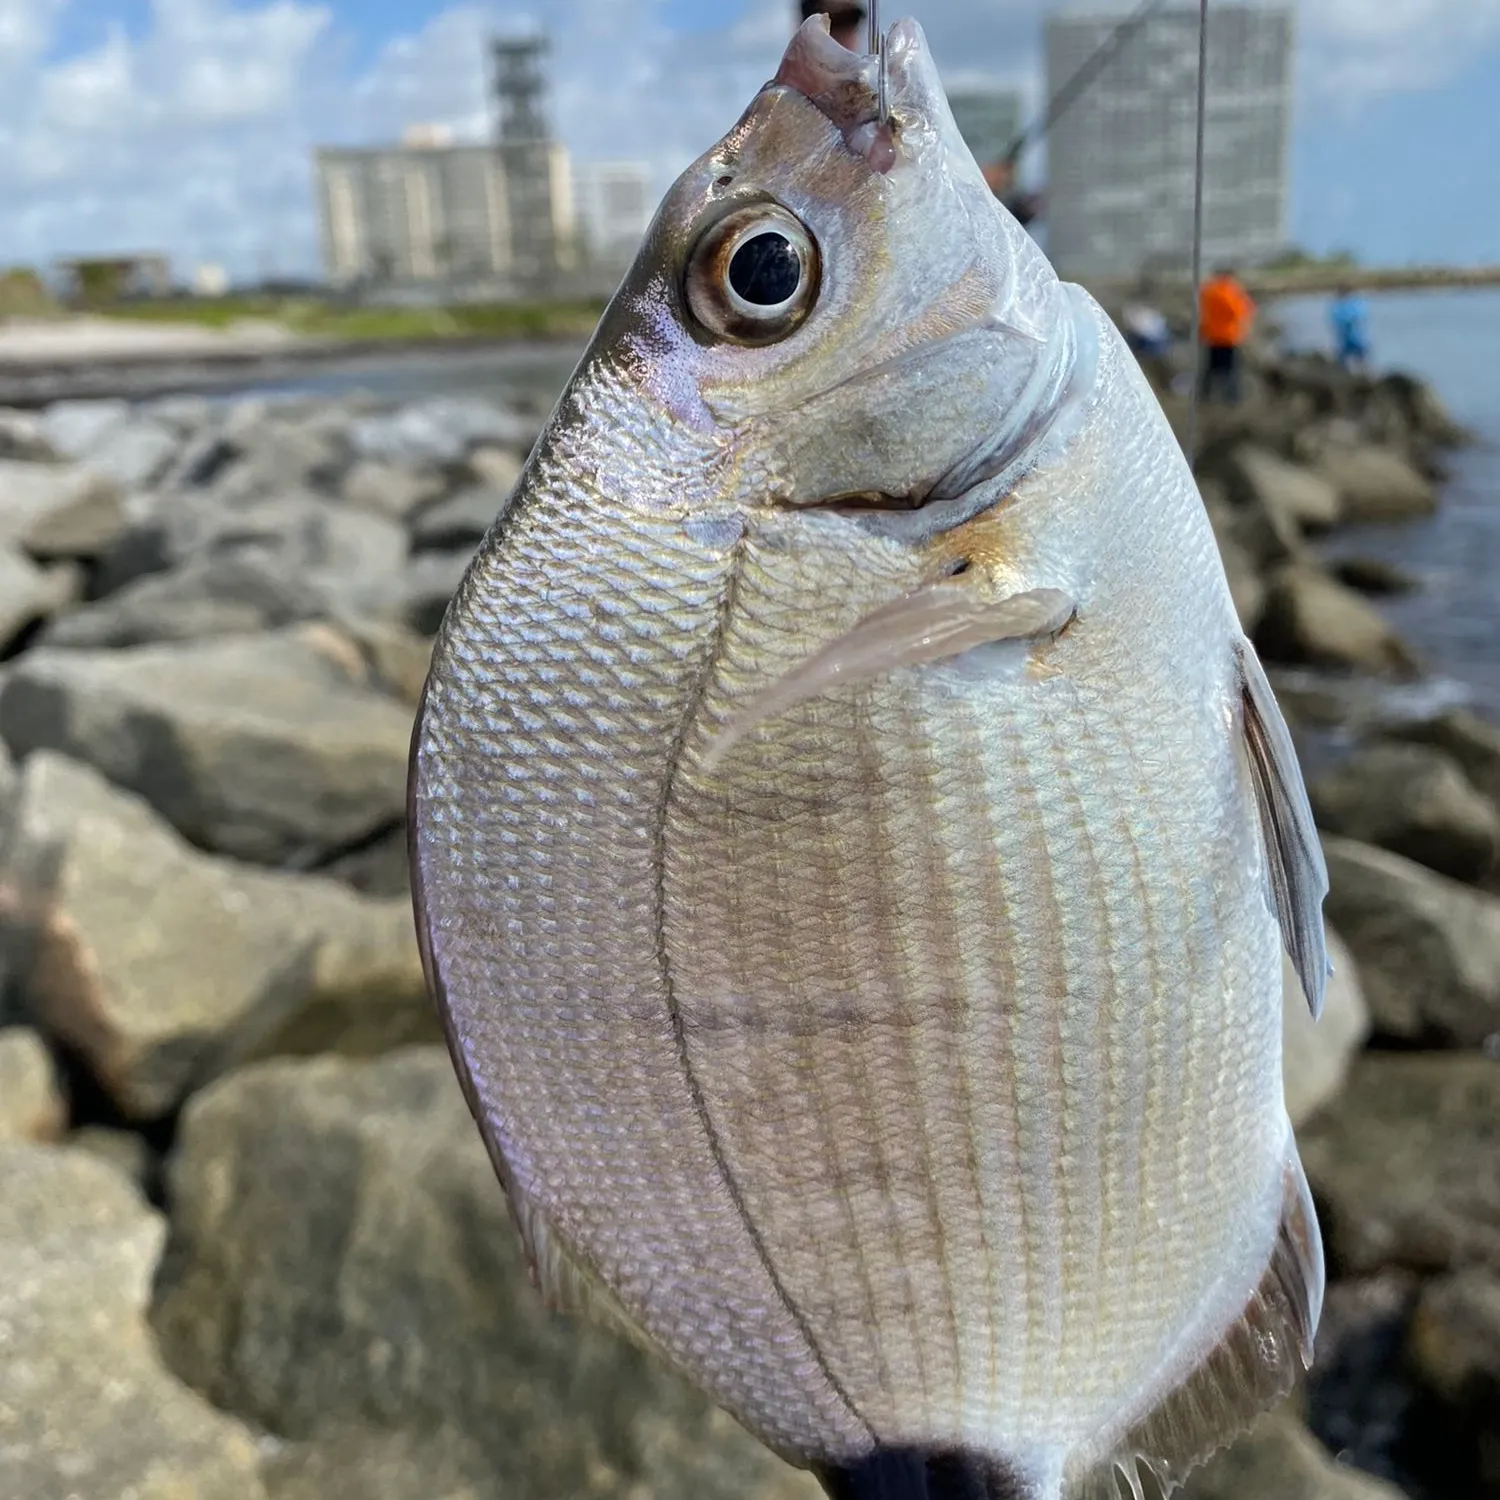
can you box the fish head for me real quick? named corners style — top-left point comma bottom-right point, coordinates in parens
top-left (585, 15), bottom-right (1073, 526)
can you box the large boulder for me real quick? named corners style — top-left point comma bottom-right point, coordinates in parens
top-left (1225, 444), bottom-right (1343, 533)
top-left (1383, 710), bottom-right (1500, 809)
top-left (0, 545), bottom-right (63, 654)
top-left (0, 1143), bottom-right (268, 1500)
top-left (93, 488), bottom-right (408, 605)
top-left (409, 483), bottom-right (508, 553)
top-left (0, 458), bottom-right (121, 549)
top-left (80, 415), bottom-right (180, 490)
top-left (341, 458), bottom-right (445, 522)
top-left (0, 1027), bottom-right (66, 1141)
top-left (1255, 565), bottom-right (1419, 677)
top-left (1181, 1409), bottom-right (1409, 1499)
top-left (1282, 928), bottom-right (1369, 1126)
top-left (1405, 1268), bottom-right (1500, 1495)
top-left (1311, 446), bottom-right (1437, 524)
top-left (1322, 836), bottom-right (1500, 1046)
top-left (350, 396), bottom-right (535, 469)
top-left (152, 1049), bottom-right (821, 1500)
top-left (402, 549), bottom-right (472, 635)
top-left (6, 753), bottom-right (432, 1119)
top-left (0, 627), bottom-right (414, 865)
top-left (1311, 744), bottom-right (1500, 884)
top-left (38, 398), bottom-right (130, 458)
top-left (40, 553), bottom-right (333, 649)
top-left (1300, 1053), bottom-right (1500, 1276)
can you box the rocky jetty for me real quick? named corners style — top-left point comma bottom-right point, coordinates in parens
top-left (0, 338), bottom-right (1487, 1499)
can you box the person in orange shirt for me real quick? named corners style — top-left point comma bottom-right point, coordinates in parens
top-left (1198, 266), bottom-right (1256, 404)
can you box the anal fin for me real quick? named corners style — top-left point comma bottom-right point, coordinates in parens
top-left (1068, 1153), bottom-right (1325, 1500)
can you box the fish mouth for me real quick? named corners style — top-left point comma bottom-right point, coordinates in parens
top-left (770, 15), bottom-right (928, 175)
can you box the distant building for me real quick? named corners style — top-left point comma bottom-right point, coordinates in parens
top-left (573, 162), bottom-right (654, 270)
top-left (315, 141), bottom-right (519, 286)
top-left (313, 35), bottom-right (585, 294)
top-left (1043, 3), bottom-right (1294, 280)
top-left (947, 87), bottom-right (1024, 170)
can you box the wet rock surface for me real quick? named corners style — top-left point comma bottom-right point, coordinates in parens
top-left (0, 1027), bottom-right (66, 1141)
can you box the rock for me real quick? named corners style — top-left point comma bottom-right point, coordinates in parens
top-left (0, 627), bottom-right (414, 865)
top-left (467, 443), bottom-right (524, 493)
top-left (1300, 1052), bottom-right (1500, 1276)
top-left (40, 553), bottom-right (331, 649)
top-left (1375, 372), bottom-right (1468, 448)
top-left (338, 618), bottom-right (433, 708)
top-left (1255, 565), bottom-right (1420, 677)
top-left (1201, 471), bottom-right (1305, 573)
top-left (0, 407), bottom-right (50, 460)
top-left (0, 1142), bottom-right (268, 1500)
top-left (1282, 928), bottom-right (1369, 1127)
top-left (1305, 1275), bottom-right (1421, 1493)
top-left (1405, 1269), bottom-right (1500, 1495)
top-left (6, 753), bottom-right (432, 1118)
top-left (152, 1049), bottom-right (819, 1500)
top-left (0, 1027), bottom-right (66, 1141)
top-left (1329, 557), bottom-right (1420, 597)
top-left (409, 484), bottom-right (507, 552)
top-left (351, 395), bottom-right (535, 469)
top-left (0, 457), bottom-right (121, 551)
top-left (402, 549), bottom-right (472, 635)
top-left (1227, 444), bottom-right (1343, 533)
top-left (1383, 710), bottom-right (1500, 808)
top-left (318, 825), bottom-right (412, 898)
top-left (93, 488), bottom-right (409, 605)
top-left (1312, 744), bottom-right (1500, 884)
top-left (70, 1125), bottom-right (153, 1196)
top-left (80, 415), bottom-right (179, 490)
top-left (1311, 446), bottom-right (1437, 524)
top-left (1322, 836), bottom-right (1500, 1046)
top-left (0, 546), bottom-right (63, 654)
top-left (1181, 1410), bottom-right (1409, 1499)
top-left (39, 397), bottom-right (130, 458)
top-left (342, 459), bottom-right (445, 521)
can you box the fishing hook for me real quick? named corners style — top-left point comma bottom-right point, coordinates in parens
top-left (868, 0), bottom-right (887, 126)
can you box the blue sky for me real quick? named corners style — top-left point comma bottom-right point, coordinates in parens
top-left (1, 0), bottom-right (1498, 282)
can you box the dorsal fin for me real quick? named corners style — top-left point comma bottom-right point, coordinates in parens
top-left (1234, 640), bottom-right (1330, 1019)
top-left (1066, 1153), bottom-right (1325, 1500)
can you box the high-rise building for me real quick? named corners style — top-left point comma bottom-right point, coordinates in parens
top-left (315, 140), bottom-right (515, 286)
top-left (948, 88), bottom-right (1024, 170)
top-left (573, 162), bottom-right (654, 270)
top-left (1043, 4), bottom-right (1294, 280)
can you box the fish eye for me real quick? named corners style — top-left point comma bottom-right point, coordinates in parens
top-left (684, 204), bottom-right (820, 346)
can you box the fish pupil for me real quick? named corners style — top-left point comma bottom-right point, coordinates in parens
top-left (727, 232), bottom-right (801, 306)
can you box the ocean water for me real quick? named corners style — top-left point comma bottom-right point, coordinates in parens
top-left (1270, 288), bottom-right (1500, 719)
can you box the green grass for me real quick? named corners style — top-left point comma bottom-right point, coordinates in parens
top-left (92, 295), bottom-right (608, 342)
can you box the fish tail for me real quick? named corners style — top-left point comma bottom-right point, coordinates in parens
top-left (815, 1449), bottom-right (1053, 1500)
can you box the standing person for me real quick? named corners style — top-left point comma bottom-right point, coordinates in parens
top-left (1198, 266), bottom-right (1256, 405)
top-left (1329, 284), bottom-right (1371, 374)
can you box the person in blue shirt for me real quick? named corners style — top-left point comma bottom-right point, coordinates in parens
top-left (1329, 286), bottom-right (1371, 374)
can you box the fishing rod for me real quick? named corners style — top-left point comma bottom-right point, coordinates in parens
top-left (1000, 0), bottom-right (1174, 167)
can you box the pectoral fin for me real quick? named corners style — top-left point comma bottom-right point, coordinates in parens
top-left (1235, 640), bottom-right (1330, 1019)
top-left (701, 583), bottom-right (1075, 770)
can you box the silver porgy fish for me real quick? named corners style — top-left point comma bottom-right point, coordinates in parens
top-left (409, 16), bottom-right (1329, 1500)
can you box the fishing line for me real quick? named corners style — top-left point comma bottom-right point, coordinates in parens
top-left (1186, 0), bottom-right (1209, 466)
top-left (868, 0), bottom-right (887, 126)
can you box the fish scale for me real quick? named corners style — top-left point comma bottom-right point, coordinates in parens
top-left (412, 16), bottom-right (1327, 1499)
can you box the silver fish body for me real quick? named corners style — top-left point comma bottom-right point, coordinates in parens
top-left (410, 18), bottom-right (1327, 1499)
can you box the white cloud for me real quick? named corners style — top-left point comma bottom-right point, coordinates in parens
top-left (0, 0), bottom-right (1494, 282)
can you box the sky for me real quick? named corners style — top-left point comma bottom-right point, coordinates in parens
top-left (0, 0), bottom-right (1497, 283)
